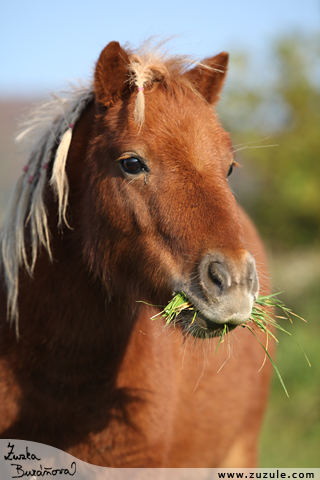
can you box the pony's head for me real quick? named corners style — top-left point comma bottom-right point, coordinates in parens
top-left (1, 41), bottom-right (259, 339)
top-left (82, 41), bottom-right (259, 337)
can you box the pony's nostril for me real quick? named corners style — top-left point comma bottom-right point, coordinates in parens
top-left (209, 264), bottom-right (224, 292)
top-left (208, 262), bottom-right (230, 294)
top-left (246, 253), bottom-right (259, 299)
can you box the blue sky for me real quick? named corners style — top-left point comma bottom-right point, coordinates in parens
top-left (1, 0), bottom-right (319, 96)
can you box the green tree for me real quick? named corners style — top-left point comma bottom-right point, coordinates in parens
top-left (221, 33), bottom-right (320, 249)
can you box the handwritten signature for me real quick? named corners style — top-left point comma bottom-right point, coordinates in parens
top-left (4, 442), bottom-right (77, 478)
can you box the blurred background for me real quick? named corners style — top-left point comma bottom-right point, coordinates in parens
top-left (0, 0), bottom-right (319, 468)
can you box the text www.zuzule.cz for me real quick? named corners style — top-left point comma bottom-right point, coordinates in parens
top-left (218, 473), bottom-right (315, 479)
top-left (4, 442), bottom-right (76, 478)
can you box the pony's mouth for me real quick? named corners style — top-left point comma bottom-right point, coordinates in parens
top-left (159, 290), bottom-right (251, 339)
top-left (178, 309), bottom-right (237, 339)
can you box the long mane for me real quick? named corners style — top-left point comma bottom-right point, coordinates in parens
top-left (0, 42), bottom-right (214, 332)
top-left (0, 85), bottom-right (94, 330)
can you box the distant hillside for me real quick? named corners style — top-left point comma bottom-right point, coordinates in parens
top-left (0, 98), bottom-right (44, 222)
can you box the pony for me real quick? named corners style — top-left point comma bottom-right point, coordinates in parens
top-left (0, 41), bottom-right (274, 468)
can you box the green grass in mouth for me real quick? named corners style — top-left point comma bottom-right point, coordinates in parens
top-left (139, 292), bottom-right (310, 397)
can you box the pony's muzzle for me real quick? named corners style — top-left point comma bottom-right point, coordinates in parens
top-left (194, 251), bottom-right (259, 326)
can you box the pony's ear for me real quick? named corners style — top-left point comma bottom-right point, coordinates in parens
top-left (185, 52), bottom-right (229, 105)
top-left (94, 41), bottom-right (130, 107)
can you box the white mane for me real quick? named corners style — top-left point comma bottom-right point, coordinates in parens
top-left (0, 84), bottom-right (94, 333)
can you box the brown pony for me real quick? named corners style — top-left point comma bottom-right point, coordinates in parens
top-left (0, 41), bottom-right (273, 467)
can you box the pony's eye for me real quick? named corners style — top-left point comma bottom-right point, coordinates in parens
top-left (121, 157), bottom-right (144, 174)
top-left (227, 164), bottom-right (233, 177)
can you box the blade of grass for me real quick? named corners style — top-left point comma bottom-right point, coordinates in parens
top-left (215, 324), bottom-right (227, 354)
top-left (245, 325), bottom-right (289, 397)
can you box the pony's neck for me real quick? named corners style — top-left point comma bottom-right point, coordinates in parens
top-left (0, 249), bottom-right (161, 450)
